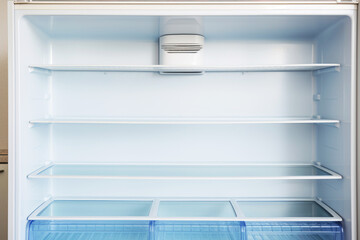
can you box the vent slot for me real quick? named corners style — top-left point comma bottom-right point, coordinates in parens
top-left (162, 44), bottom-right (203, 53)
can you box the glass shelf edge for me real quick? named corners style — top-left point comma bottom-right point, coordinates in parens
top-left (27, 198), bottom-right (342, 222)
top-left (27, 163), bottom-right (342, 180)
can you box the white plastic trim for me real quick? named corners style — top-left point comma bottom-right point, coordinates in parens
top-left (314, 164), bottom-right (342, 178)
top-left (149, 199), bottom-right (160, 218)
top-left (27, 163), bottom-right (54, 177)
top-left (28, 198), bottom-right (54, 220)
top-left (230, 199), bottom-right (245, 218)
top-left (315, 199), bottom-right (343, 222)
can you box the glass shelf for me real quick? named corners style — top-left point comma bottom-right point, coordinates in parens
top-left (237, 201), bottom-right (331, 218)
top-left (37, 200), bottom-right (152, 218)
top-left (28, 198), bottom-right (342, 222)
top-left (157, 201), bottom-right (236, 218)
top-left (29, 63), bottom-right (340, 73)
top-left (29, 117), bottom-right (340, 126)
top-left (28, 164), bottom-right (341, 180)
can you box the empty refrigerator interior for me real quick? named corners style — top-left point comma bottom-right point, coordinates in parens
top-left (9, 5), bottom-right (356, 240)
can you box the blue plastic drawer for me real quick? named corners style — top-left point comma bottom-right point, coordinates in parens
top-left (27, 220), bottom-right (344, 240)
top-left (154, 221), bottom-right (244, 240)
top-left (245, 222), bottom-right (343, 240)
top-left (27, 220), bottom-right (151, 240)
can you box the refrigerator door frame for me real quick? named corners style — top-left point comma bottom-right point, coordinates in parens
top-left (10, 0), bottom-right (360, 5)
top-left (7, 2), bottom-right (15, 240)
top-left (357, 5), bottom-right (360, 240)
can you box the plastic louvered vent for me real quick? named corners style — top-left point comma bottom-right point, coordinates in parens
top-left (161, 44), bottom-right (202, 54)
top-left (245, 222), bottom-right (344, 240)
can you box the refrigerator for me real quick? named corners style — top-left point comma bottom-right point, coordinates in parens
top-left (7, 0), bottom-right (357, 240)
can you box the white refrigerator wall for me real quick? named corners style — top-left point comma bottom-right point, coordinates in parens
top-left (9, 5), bottom-right (356, 240)
top-left (12, 11), bottom-right (52, 240)
top-left (315, 16), bottom-right (354, 239)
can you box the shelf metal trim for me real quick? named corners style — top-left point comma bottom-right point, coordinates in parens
top-left (27, 163), bottom-right (342, 180)
top-left (27, 197), bottom-right (342, 222)
top-left (29, 64), bottom-right (340, 73)
top-left (29, 117), bottom-right (341, 125)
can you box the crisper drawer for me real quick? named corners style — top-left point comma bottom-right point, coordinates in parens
top-left (27, 221), bottom-right (152, 240)
top-left (154, 221), bottom-right (243, 240)
top-left (245, 222), bottom-right (344, 240)
top-left (27, 220), bottom-right (343, 240)
top-left (27, 221), bottom-right (242, 240)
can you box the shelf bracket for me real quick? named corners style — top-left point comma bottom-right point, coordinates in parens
top-left (321, 122), bottom-right (340, 128)
top-left (313, 115), bottom-right (340, 128)
top-left (313, 66), bottom-right (340, 76)
top-left (313, 94), bottom-right (321, 101)
top-left (29, 66), bottom-right (52, 75)
top-left (314, 162), bottom-right (322, 166)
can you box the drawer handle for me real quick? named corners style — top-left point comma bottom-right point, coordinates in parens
top-left (0, 170), bottom-right (4, 173)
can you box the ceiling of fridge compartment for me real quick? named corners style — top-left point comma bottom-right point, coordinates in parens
top-left (23, 15), bottom-right (346, 40)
